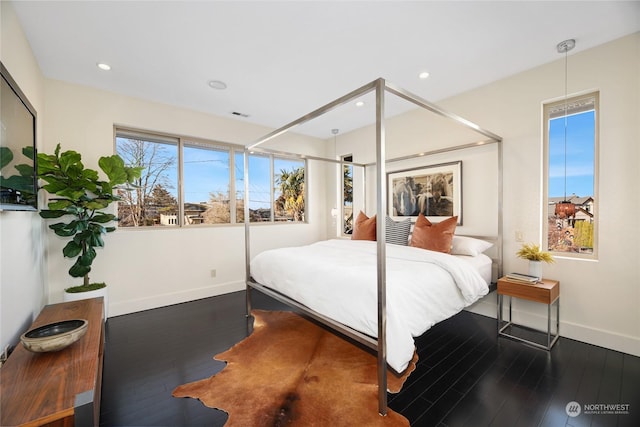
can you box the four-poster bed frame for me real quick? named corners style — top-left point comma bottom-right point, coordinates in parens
top-left (244, 78), bottom-right (503, 416)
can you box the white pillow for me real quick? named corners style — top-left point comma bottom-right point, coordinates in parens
top-left (450, 235), bottom-right (493, 257)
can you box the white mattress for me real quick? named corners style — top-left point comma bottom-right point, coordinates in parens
top-left (250, 239), bottom-right (490, 373)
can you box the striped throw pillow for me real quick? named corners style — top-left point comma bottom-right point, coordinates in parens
top-left (385, 216), bottom-right (412, 245)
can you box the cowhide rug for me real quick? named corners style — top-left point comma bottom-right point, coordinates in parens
top-left (172, 310), bottom-right (417, 426)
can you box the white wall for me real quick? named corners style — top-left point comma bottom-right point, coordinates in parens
top-left (331, 34), bottom-right (640, 357)
top-left (0, 1), bottom-right (47, 353)
top-left (448, 33), bottom-right (639, 358)
top-left (3, 1), bottom-right (638, 359)
top-left (43, 79), bottom-right (329, 317)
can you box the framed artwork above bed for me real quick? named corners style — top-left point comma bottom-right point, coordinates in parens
top-left (388, 160), bottom-right (462, 225)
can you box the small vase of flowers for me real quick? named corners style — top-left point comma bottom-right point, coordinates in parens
top-left (516, 243), bottom-right (554, 279)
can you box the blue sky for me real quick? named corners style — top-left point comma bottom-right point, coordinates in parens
top-left (184, 149), bottom-right (303, 207)
top-left (548, 110), bottom-right (595, 198)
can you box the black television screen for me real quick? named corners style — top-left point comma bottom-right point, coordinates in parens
top-left (0, 61), bottom-right (37, 211)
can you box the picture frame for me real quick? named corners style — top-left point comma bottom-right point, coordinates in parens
top-left (387, 161), bottom-right (462, 224)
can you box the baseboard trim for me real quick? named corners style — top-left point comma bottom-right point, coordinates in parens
top-left (110, 283), bottom-right (640, 358)
top-left (109, 281), bottom-right (245, 317)
top-left (465, 292), bottom-right (640, 358)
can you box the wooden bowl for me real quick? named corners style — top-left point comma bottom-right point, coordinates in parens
top-left (20, 319), bottom-right (88, 353)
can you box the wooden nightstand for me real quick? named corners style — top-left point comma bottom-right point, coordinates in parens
top-left (497, 276), bottom-right (560, 350)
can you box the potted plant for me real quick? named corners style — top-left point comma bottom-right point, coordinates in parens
top-left (516, 243), bottom-right (554, 279)
top-left (37, 144), bottom-right (142, 317)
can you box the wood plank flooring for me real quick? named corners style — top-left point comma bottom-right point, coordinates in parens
top-left (100, 291), bottom-right (640, 426)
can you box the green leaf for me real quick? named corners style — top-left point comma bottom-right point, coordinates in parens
top-left (91, 213), bottom-right (116, 223)
top-left (99, 155), bottom-right (127, 185)
top-left (0, 175), bottom-right (35, 193)
top-left (83, 199), bottom-right (109, 210)
top-left (48, 199), bottom-right (74, 210)
top-left (105, 226), bottom-right (116, 232)
top-left (39, 210), bottom-right (68, 219)
top-left (69, 259), bottom-right (91, 278)
top-left (0, 147), bottom-right (14, 169)
top-left (51, 225), bottom-right (76, 237)
top-left (58, 150), bottom-right (82, 173)
top-left (62, 241), bottom-right (83, 258)
top-left (127, 166), bottom-right (144, 182)
top-left (78, 247), bottom-right (97, 266)
top-left (82, 168), bottom-right (99, 181)
top-left (22, 146), bottom-right (35, 160)
top-left (90, 231), bottom-right (105, 248)
top-left (100, 181), bottom-right (113, 196)
top-left (41, 180), bottom-right (69, 194)
top-left (14, 163), bottom-right (34, 177)
top-left (68, 219), bottom-right (88, 233)
top-left (57, 188), bottom-right (86, 200)
top-left (36, 154), bottom-right (58, 174)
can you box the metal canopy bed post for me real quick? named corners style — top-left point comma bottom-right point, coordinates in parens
top-left (244, 78), bottom-right (502, 416)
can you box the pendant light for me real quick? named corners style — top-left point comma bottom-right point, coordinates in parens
top-left (554, 39), bottom-right (577, 220)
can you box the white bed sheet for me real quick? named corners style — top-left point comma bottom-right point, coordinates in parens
top-left (453, 253), bottom-right (493, 284)
top-left (250, 239), bottom-right (489, 373)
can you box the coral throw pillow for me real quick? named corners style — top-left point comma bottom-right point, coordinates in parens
top-left (410, 214), bottom-right (458, 253)
top-left (352, 211), bottom-right (376, 241)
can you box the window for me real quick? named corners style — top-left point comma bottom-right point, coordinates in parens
top-left (115, 132), bottom-right (179, 227)
top-left (543, 92), bottom-right (598, 257)
top-left (183, 143), bottom-right (230, 224)
top-left (115, 128), bottom-right (306, 227)
top-left (342, 155), bottom-right (353, 235)
top-left (274, 157), bottom-right (305, 222)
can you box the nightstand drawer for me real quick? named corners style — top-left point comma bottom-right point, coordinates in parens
top-left (497, 278), bottom-right (559, 304)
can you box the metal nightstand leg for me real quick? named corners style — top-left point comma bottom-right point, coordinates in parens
top-left (498, 296), bottom-right (560, 351)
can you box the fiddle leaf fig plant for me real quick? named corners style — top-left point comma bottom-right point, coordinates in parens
top-left (37, 144), bottom-right (142, 290)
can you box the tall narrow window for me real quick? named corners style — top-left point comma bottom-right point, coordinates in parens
top-left (342, 155), bottom-right (353, 235)
top-left (234, 151), bottom-right (245, 223)
top-left (544, 92), bottom-right (598, 257)
top-left (274, 158), bottom-right (305, 222)
top-left (115, 132), bottom-right (178, 227)
top-left (247, 154), bottom-right (272, 222)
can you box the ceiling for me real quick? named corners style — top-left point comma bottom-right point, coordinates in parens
top-left (11, 1), bottom-right (640, 139)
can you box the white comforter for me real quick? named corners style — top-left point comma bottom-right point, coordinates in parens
top-left (250, 239), bottom-right (489, 373)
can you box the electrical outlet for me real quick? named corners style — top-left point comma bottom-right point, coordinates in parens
top-left (210, 269), bottom-right (217, 278)
top-left (515, 230), bottom-right (524, 242)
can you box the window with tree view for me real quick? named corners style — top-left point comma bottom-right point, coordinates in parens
top-left (342, 155), bottom-right (353, 234)
top-left (274, 158), bottom-right (305, 222)
top-left (115, 134), bottom-right (178, 227)
top-left (544, 92), bottom-right (598, 257)
top-left (115, 129), bottom-right (306, 227)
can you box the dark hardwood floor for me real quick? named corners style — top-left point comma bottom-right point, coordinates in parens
top-left (100, 291), bottom-right (640, 427)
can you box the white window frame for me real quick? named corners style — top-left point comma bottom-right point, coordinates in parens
top-left (542, 91), bottom-right (599, 259)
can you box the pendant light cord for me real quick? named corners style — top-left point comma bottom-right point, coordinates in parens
top-left (557, 38), bottom-right (575, 204)
top-left (563, 46), bottom-right (569, 202)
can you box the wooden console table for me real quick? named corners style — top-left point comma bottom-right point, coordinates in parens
top-left (1, 297), bottom-right (104, 427)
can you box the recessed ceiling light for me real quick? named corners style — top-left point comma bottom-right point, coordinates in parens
top-left (208, 80), bottom-right (227, 90)
top-left (418, 71), bottom-right (430, 79)
top-left (97, 63), bottom-right (111, 71)
top-left (355, 101), bottom-right (365, 107)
